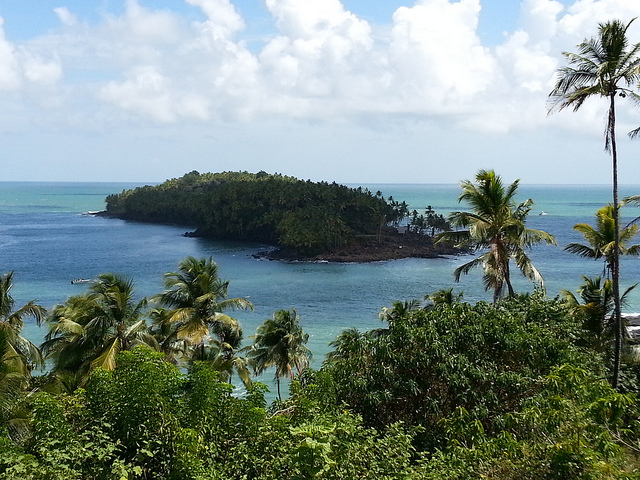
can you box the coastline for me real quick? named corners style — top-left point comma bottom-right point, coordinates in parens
top-left (93, 211), bottom-right (463, 263)
top-left (256, 233), bottom-right (464, 263)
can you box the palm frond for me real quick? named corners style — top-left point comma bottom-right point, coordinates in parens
top-left (90, 337), bottom-right (121, 372)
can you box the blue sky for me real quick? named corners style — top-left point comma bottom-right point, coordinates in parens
top-left (0, 0), bottom-right (639, 184)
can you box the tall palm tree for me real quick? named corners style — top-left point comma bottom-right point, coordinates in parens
top-left (436, 170), bottom-right (556, 302)
top-left (565, 204), bottom-right (640, 277)
top-left (42, 273), bottom-right (153, 384)
top-left (248, 308), bottom-right (312, 400)
top-left (154, 256), bottom-right (253, 360)
top-left (549, 18), bottom-right (640, 388)
top-left (0, 271), bottom-right (46, 375)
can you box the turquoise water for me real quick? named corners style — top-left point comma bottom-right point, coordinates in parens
top-left (3, 181), bottom-right (640, 394)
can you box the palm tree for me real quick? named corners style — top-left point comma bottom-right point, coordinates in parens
top-left (548, 18), bottom-right (640, 388)
top-left (0, 272), bottom-right (46, 376)
top-left (148, 307), bottom-right (189, 365)
top-left (0, 328), bottom-right (35, 441)
top-left (325, 327), bottom-right (369, 364)
top-left (198, 336), bottom-right (253, 389)
top-left (563, 276), bottom-right (636, 353)
top-left (565, 205), bottom-right (640, 277)
top-left (153, 256), bottom-right (253, 360)
top-left (42, 273), bottom-right (154, 384)
top-left (436, 170), bottom-right (556, 302)
top-left (378, 299), bottom-right (422, 325)
top-left (426, 288), bottom-right (464, 307)
top-left (248, 308), bottom-right (312, 400)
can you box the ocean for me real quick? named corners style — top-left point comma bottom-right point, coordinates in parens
top-left (3, 181), bottom-right (640, 394)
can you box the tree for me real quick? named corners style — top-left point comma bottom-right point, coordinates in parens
top-left (197, 338), bottom-right (253, 389)
top-left (565, 204), bottom-right (640, 278)
top-left (426, 288), bottom-right (464, 307)
top-left (154, 256), bottom-right (253, 361)
top-left (378, 299), bottom-right (422, 325)
top-left (42, 273), bottom-right (153, 384)
top-left (549, 18), bottom-right (640, 387)
top-left (562, 275), bottom-right (636, 353)
top-left (249, 308), bottom-right (312, 400)
top-left (0, 272), bottom-right (46, 376)
top-left (322, 294), bottom-right (588, 453)
top-left (436, 170), bottom-right (556, 302)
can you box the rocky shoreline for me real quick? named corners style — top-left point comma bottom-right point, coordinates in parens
top-left (92, 211), bottom-right (463, 263)
top-left (252, 233), bottom-right (464, 263)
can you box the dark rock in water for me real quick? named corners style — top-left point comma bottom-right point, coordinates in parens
top-left (252, 234), bottom-right (465, 263)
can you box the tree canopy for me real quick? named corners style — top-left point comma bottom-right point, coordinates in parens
top-left (436, 170), bottom-right (556, 302)
top-left (105, 171), bottom-right (407, 256)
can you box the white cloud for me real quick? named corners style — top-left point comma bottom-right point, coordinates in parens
top-left (560, 0), bottom-right (640, 39)
top-left (2, 0), bottom-right (640, 137)
top-left (100, 66), bottom-right (177, 122)
top-left (0, 18), bottom-right (22, 90)
top-left (101, 0), bottom-right (185, 46)
top-left (519, 0), bottom-right (565, 42)
top-left (0, 18), bottom-right (64, 91)
top-left (22, 54), bottom-right (63, 84)
top-left (54, 7), bottom-right (78, 27)
top-left (186, 0), bottom-right (246, 40)
top-left (387, 0), bottom-right (496, 112)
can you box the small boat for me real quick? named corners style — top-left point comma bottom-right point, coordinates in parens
top-left (71, 278), bottom-right (91, 284)
top-left (539, 211), bottom-right (548, 216)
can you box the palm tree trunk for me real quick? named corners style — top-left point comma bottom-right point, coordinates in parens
top-left (276, 376), bottom-right (281, 401)
top-left (609, 94), bottom-right (622, 389)
top-left (504, 260), bottom-right (515, 298)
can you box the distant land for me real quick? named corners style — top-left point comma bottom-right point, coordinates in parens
top-left (101, 171), bottom-right (461, 262)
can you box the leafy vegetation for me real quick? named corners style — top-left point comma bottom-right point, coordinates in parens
top-left (105, 171), bottom-right (409, 256)
top-left (436, 169), bottom-right (557, 302)
top-left (248, 308), bottom-right (312, 400)
top-left (565, 204), bottom-right (640, 278)
top-left (2, 285), bottom-right (640, 478)
top-left (563, 275), bottom-right (636, 353)
top-left (548, 18), bottom-right (640, 389)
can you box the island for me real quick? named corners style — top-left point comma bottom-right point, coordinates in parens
top-left (102, 171), bottom-right (460, 261)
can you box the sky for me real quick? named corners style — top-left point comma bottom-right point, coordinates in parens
top-left (1, 0), bottom-right (640, 184)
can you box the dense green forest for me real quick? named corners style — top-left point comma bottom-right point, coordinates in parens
top-left (104, 171), bottom-right (412, 256)
top-left (2, 277), bottom-right (640, 479)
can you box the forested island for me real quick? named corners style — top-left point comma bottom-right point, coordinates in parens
top-left (103, 171), bottom-right (460, 261)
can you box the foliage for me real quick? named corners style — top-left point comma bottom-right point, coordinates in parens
top-left (41, 273), bottom-right (154, 387)
top-left (563, 275), bottom-right (636, 353)
top-left (105, 171), bottom-right (407, 255)
top-left (565, 205), bottom-right (640, 278)
top-left (0, 345), bottom-right (419, 479)
top-left (324, 293), bottom-right (589, 451)
top-left (436, 170), bottom-right (556, 302)
top-left (548, 18), bottom-right (640, 389)
top-left (409, 205), bottom-right (451, 236)
top-left (418, 365), bottom-right (639, 479)
top-left (249, 308), bottom-right (313, 400)
top-left (153, 256), bottom-right (253, 383)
